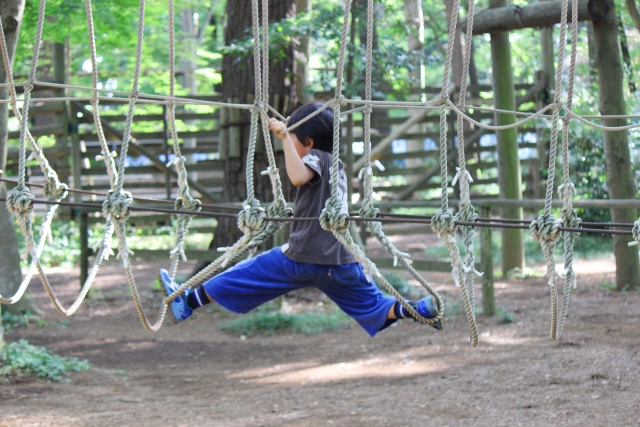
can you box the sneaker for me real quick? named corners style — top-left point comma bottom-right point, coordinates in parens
top-left (413, 296), bottom-right (443, 331)
top-left (158, 268), bottom-right (192, 324)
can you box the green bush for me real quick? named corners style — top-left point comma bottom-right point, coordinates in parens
top-left (221, 309), bottom-right (349, 338)
top-left (0, 340), bottom-right (90, 381)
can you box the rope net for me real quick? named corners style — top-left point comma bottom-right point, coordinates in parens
top-left (0, 0), bottom-right (636, 343)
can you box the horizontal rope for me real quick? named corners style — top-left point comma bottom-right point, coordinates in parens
top-left (1, 196), bottom-right (630, 235)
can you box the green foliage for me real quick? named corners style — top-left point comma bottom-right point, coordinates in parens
top-left (220, 308), bottom-right (349, 338)
top-left (497, 306), bottom-right (515, 324)
top-left (372, 271), bottom-right (415, 297)
top-left (0, 340), bottom-right (90, 382)
top-left (1, 311), bottom-right (33, 332)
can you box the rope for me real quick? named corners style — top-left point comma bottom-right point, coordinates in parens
top-left (357, 0), bottom-right (443, 327)
top-left (429, 0), bottom-right (479, 346)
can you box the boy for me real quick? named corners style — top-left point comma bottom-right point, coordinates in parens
top-left (159, 102), bottom-right (441, 336)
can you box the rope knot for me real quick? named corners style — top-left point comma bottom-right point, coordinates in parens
top-left (6, 186), bottom-right (35, 216)
top-left (102, 190), bottom-right (133, 223)
top-left (561, 207), bottom-right (581, 230)
top-left (237, 198), bottom-right (266, 234)
top-left (431, 210), bottom-right (458, 239)
top-left (319, 198), bottom-right (349, 234)
top-left (251, 102), bottom-right (264, 113)
top-left (129, 89), bottom-right (140, 100)
top-left (529, 213), bottom-right (562, 245)
top-left (629, 220), bottom-right (640, 247)
top-left (458, 202), bottom-right (478, 224)
top-left (43, 173), bottom-right (68, 201)
top-left (23, 80), bottom-right (35, 93)
top-left (438, 93), bottom-right (450, 106)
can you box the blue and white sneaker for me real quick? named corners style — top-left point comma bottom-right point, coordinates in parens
top-left (413, 296), bottom-right (443, 331)
top-left (158, 268), bottom-right (192, 324)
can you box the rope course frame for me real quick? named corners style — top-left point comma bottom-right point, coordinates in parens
top-left (0, 0), bottom-right (637, 343)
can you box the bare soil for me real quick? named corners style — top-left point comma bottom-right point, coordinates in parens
top-left (1, 235), bottom-right (639, 426)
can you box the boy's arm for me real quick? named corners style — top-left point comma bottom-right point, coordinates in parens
top-left (268, 118), bottom-right (316, 186)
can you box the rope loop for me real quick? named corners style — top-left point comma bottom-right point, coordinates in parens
top-left (129, 89), bottom-right (141, 101)
top-left (102, 190), bottom-right (133, 223)
top-left (431, 209), bottom-right (458, 239)
top-left (237, 198), bottom-right (266, 234)
top-left (251, 102), bottom-right (264, 114)
top-left (458, 202), bottom-right (478, 224)
top-left (629, 220), bottom-right (640, 247)
top-left (43, 174), bottom-right (68, 201)
top-left (23, 79), bottom-right (36, 93)
top-left (529, 213), bottom-right (562, 245)
top-left (6, 186), bottom-right (35, 216)
top-left (320, 198), bottom-right (350, 234)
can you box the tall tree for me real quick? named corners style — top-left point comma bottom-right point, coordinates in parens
top-left (1, 0), bottom-right (34, 318)
top-left (489, 0), bottom-right (525, 275)
top-left (592, 0), bottom-right (640, 290)
top-left (211, 0), bottom-right (297, 251)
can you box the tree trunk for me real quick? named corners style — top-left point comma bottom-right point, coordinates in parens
top-left (295, 0), bottom-right (312, 105)
top-left (445, 0), bottom-right (464, 90)
top-left (403, 0), bottom-right (425, 185)
top-left (592, 0), bottom-right (640, 290)
top-left (1, 0), bottom-right (33, 317)
top-left (489, 0), bottom-right (524, 275)
top-left (208, 0), bottom-right (297, 254)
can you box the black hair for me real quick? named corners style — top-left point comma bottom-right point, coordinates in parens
top-left (286, 101), bottom-right (338, 153)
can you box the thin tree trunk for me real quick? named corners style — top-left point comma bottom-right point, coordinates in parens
top-left (489, 0), bottom-right (524, 275)
top-left (1, 0), bottom-right (33, 320)
top-left (592, 0), bottom-right (640, 290)
top-left (295, 0), bottom-right (312, 105)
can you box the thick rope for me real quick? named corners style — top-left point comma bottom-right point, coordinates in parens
top-left (166, 0), bottom-right (202, 280)
top-left (529, 0), bottom-right (572, 340)
top-left (454, 0), bottom-right (483, 342)
top-left (430, 0), bottom-right (479, 347)
top-left (556, 0), bottom-right (581, 339)
top-left (357, 0), bottom-right (443, 326)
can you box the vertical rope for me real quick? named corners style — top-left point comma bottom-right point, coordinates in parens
top-left (454, 0), bottom-right (482, 335)
top-left (556, 0), bottom-right (581, 339)
top-left (529, 0), bottom-right (571, 340)
top-left (166, 0), bottom-right (201, 280)
top-left (429, 0), bottom-right (479, 346)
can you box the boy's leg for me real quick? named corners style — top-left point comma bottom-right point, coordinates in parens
top-left (161, 247), bottom-right (316, 323)
top-left (317, 264), bottom-right (442, 336)
top-left (316, 264), bottom-right (397, 337)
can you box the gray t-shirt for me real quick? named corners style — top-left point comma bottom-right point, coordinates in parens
top-left (284, 149), bottom-right (357, 265)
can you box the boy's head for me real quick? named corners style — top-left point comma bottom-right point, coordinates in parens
top-left (286, 102), bottom-right (338, 153)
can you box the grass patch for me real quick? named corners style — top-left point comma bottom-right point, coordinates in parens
top-left (373, 272), bottom-right (417, 298)
top-left (0, 340), bottom-right (90, 382)
top-left (221, 308), bottom-right (349, 338)
top-left (497, 306), bottom-right (515, 324)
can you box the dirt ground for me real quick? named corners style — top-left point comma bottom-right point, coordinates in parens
top-left (1, 233), bottom-right (640, 427)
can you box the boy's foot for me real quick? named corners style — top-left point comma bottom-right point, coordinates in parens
top-left (413, 296), bottom-right (444, 331)
top-left (158, 269), bottom-right (192, 324)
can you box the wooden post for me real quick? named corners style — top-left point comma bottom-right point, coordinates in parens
top-left (162, 104), bottom-right (171, 200)
top-left (490, 0), bottom-right (525, 276)
top-left (79, 210), bottom-right (89, 286)
top-left (218, 106), bottom-right (228, 160)
top-left (480, 206), bottom-right (495, 315)
top-left (592, 0), bottom-right (640, 290)
top-left (228, 97), bottom-right (241, 158)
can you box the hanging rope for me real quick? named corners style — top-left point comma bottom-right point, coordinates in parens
top-left (427, 0), bottom-right (479, 346)
top-left (357, 0), bottom-right (443, 327)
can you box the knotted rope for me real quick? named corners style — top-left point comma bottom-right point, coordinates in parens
top-left (428, 0), bottom-right (479, 346)
top-left (529, 0), bottom-right (581, 340)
